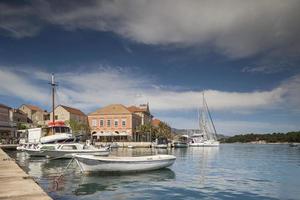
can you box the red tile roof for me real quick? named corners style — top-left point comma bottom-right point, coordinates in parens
top-left (89, 104), bottom-right (131, 115)
top-left (127, 105), bottom-right (149, 113)
top-left (0, 103), bottom-right (11, 109)
top-left (151, 119), bottom-right (161, 127)
top-left (24, 104), bottom-right (43, 111)
top-left (59, 105), bottom-right (86, 116)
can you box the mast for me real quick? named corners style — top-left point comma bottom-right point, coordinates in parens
top-left (204, 93), bottom-right (218, 140)
top-left (50, 73), bottom-right (57, 125)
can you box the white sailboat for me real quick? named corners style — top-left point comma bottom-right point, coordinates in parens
top-left (189, 92), bottom-right (219, 147)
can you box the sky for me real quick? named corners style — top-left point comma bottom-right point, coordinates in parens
top-left (0, 0), bottom-right (300, 135)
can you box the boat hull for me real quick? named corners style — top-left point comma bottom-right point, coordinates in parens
top-left (153, 144), bottom-right (168, 149)
top-left (189, 141), bottom-right (220, 147)
top-left (44, 149), bottom-right (110, 158)
top-left (75, 154), bottom-right (176, 173)
top-left (25, 149), bottom-right (48, 157)
top-left (173, 143), bottom-right (188, 148)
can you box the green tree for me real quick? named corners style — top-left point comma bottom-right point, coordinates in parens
top-left (65, 119), bottom-right (90, 136)
top-left (157, 121), bottom-right (173, 140)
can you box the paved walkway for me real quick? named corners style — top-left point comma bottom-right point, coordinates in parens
top-left (0, 148), bottom-right (52, 200)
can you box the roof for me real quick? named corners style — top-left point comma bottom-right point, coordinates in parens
top-left (127, 106), bottom-right (148, 113)
top-left (151, 119), bottom-right (161, 127)
top-left (89, 104), bottom-right (131, 116)
top-left (22, 104), bottom-right (43, 112)
top-left (0, 103), bottom-right (11, 109)
top-left (59, 105), bottom-right (86, 116)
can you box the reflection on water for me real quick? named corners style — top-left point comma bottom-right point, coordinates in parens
top-left (75, 169), bottom-right (175, 196)
top-left (6, 144), bottom-right (300, 200)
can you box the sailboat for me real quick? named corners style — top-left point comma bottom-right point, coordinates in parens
top-left (189, 92), bottom-right (219, 147)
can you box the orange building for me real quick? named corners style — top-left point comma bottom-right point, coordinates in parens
top-left (89, 104), bottom-right (152, 142)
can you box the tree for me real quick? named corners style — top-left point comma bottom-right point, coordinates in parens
top-left (157, 121), bottom-right (173, 140)
top-left (65, 119), bottom-right (90, 135)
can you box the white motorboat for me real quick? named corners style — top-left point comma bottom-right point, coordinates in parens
top-left (24, 144), bottom-right (57, 157)
top-left (40, 133), bottom-right (74, 144)
top-left (153, 144), bottom-right (168, 149)
top-left (173, 141), bottom-right (189, 148)
top-left (74, 154), bottom-right (176, 173)
top-left (173, 135), bottom-right (189, 148)
top-left (43, 143), bottom-right (110, 158)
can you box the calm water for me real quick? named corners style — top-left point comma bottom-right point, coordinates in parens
top-left (6, 144), bottom-right (300, 200)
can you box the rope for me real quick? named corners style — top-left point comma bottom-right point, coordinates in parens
top-left (50, 157), bottom-right (75, 191)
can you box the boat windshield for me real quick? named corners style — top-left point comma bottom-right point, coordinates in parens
top-left (54, 126), bottom-right (70, 133)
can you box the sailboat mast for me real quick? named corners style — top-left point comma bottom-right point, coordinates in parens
top-left (204, 94), bottom-right (218, 139)
top-left (50, 73), bottom-right (57, 124)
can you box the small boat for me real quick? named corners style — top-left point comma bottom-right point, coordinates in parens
top-left (43, 143), bottom-right (110, 158)
top-left (154, 144), bottom-right (168, 149)
top-left (173, 141), bottom-right (189, 148)
top-left (153, 138), bottom-right (168, 149)
top-left (74, 154), bottom-right (176, 173)
top-left (289, 143), bottom-right (299, 147)
top-left (173, 135), bottom-right (189, 148)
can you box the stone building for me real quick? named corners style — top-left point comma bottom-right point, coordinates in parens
top-left (127, 103), bottom-right (153, 125)
top-left (49, 105), bottom-right (87, 125)
top-left (0, 104), bottom-right (14, 143)
top-left (19, 104), bottom-right (48, 126)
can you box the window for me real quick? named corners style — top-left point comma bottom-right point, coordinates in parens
top-left (122, 119), bottom-right (126, 127)
top-left (92, 119), bottom-right (97, 127)
top-left (100, 119), bottom-right (104, 127)
top-left (114, 119), bottom-right (118, 127)
top-left (107, 119), bottom-right (111, 127)
top-left (55, 115), bottom-right (58, 120)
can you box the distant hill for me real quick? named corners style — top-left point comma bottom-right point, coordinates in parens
top-left (223, 131), bottom-right (300, 143)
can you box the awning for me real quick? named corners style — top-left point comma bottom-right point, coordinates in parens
top-left (93, 132), bottom-right (129, 137)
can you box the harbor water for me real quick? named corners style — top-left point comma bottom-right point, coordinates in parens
top-left (5, 144), bottom-right (300, 200)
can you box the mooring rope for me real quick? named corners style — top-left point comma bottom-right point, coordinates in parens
top-left (51, 157), bottom-right (75, 191)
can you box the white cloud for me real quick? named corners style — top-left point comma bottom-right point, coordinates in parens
top-left (0, 66), bottom-right (297, 112)
top-left (1, 66), bottom-right (300, 132)
top-left (1, 0), bottom-right (300, 58)
top-left (0, 68), bottom-right (48, 104)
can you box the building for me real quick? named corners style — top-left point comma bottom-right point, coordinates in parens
top-left (19, 104), bottom-right (49, 126)
top-left (89, 104), bottom-right (153, 142)
top-left (0, 104), bottom-right (14, 144)
top-left (151, 118), bottom-right (162, 127)
top-left (49, 105), bottom-right (87, 126)
top-left (10, 109), bottom-right (30, 128)
top-left (127, 103), bottom-right (153, 125)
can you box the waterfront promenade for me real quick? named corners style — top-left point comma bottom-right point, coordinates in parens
top-left (0, 148), bottom-right (52, 200)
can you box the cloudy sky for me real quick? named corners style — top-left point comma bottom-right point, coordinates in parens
top-left (1, 0), bottom-right (300, 135)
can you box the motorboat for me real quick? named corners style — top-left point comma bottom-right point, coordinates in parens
top-left (173, 141), bottom-right (189, 148)
top-left (173, 135), bottom-right (189, 148)
top-left (153, 144), bottom-right (168, 149)
top-left (74, 154), bottom-right (176, 173)
top-left (39, 121), bottom-right (75, 144)
top-left (43, 143), bottom-right (110, 158)
top-left (153, 138), bottom-right (168, 149)
top-left (24, 143), bottom-right (57, 157)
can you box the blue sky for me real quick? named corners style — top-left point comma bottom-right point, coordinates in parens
top-left (0, 0), bottom-right (300, 135)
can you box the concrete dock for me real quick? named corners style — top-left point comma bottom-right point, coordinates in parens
top-left (0, 148), bottom-right (52, 200)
